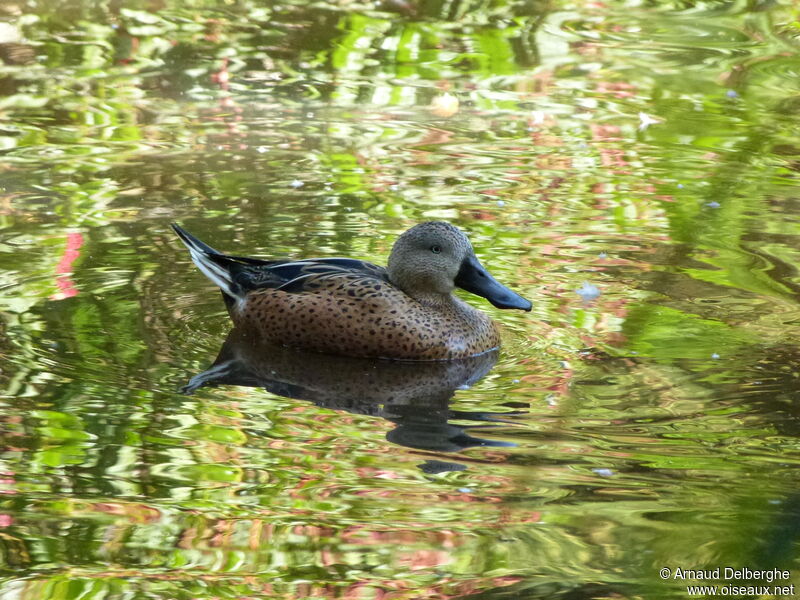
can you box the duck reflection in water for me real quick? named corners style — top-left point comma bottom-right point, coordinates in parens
top-left (183, 329), bottom-right (517, 473)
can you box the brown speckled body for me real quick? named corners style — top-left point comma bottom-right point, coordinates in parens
top-left (237, 274), bottom-right (500, 360)
top-left (172, 221), bottom-right (531, 361)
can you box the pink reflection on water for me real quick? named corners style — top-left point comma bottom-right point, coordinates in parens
top-left (51, 232), bottom-right (83, 300)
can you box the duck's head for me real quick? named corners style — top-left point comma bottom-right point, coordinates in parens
top-left (386, 221), bottom-right (531, 311)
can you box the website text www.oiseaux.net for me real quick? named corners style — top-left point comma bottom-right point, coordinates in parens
top-left (660, 567), bottom-right (795, 596)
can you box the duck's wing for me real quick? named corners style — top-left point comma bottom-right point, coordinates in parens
top-left (172, 224), bottom-right (388, 302)
top-left (232, 257), bottom-right (388, 292)
top-left (273, 266), bottom-right (393, 294)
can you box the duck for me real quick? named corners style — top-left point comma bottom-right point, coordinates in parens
top-left (172, 221), bottom-right (531, 360)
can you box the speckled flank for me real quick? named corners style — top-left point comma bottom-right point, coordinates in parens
top-left (238, 273), bottom-right (500, 360)
top-left (172, 220), bottom-right (530, 360)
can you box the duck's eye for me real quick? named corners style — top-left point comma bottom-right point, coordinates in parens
top-left (430, 245), bottom-right (442, 254)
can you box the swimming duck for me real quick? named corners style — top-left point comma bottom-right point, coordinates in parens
top-left (172, 221), bottom-right (531, 360)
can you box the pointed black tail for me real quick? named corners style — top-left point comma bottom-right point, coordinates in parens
top-left (171, 223), bottom-right (245, 302)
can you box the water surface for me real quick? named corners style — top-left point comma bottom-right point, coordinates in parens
top-left (1, 0), bottom-right (800, 598)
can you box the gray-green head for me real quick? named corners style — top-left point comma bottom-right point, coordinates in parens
top-left (386, 221), bottom-right (531, 311)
